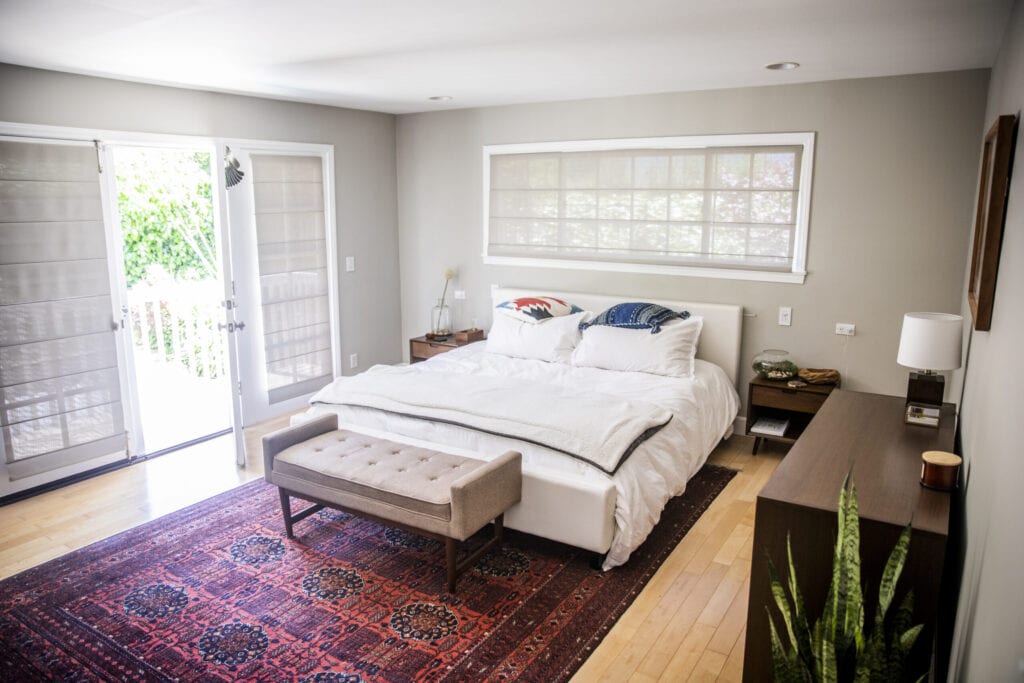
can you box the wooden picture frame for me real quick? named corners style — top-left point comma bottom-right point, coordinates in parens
top-left (968, 114), bottom-right (1016, 331)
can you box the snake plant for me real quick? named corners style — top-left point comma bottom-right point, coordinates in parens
top-left (767, 476), bottom-right (925, 682)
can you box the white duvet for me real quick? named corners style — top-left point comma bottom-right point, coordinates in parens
top-left (302, 342), bottom-right (739, 569)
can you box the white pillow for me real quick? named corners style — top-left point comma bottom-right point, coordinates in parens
top-left (486, 310), bottom-right (590, 363)
top-left (571, 316), bottom-right (704, 377)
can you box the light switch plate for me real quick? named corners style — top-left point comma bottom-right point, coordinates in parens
top-left (835, 323), bottom-right (856, 336)
top-left (453, 290), bottom-right (466, 300)
top-left (778, 306), bottom-right (792, 326)
top-left (345, 256), bottom-right (355, 272)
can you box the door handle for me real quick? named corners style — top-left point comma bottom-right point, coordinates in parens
top-left (235, 321), bottom-right (246, 332)
top-left (218, 321), bottom-right (247, 333)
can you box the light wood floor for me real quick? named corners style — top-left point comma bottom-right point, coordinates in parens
top-left (0, 419), bottom-right (782, 682)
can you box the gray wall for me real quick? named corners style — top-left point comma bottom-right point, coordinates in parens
top-left (395, 71), bottom-right (988, 407)
top-left (949, 3), bottom-right (1024, 679)
top-left (0, 63), bottom-right (402, 373)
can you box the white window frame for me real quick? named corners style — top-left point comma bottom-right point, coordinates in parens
top-left (482, 132), bottom-right (815, 284)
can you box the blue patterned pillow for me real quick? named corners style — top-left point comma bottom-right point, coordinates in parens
top-left (580, 302), bottom-right (690, 335)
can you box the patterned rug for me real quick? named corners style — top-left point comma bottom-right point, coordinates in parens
top-left (0, 464), bottom-right (735, 682)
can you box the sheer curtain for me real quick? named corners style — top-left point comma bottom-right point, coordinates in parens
top-left (0, 139), bottom-right (126, 480)
top-left (250, 154), bottom-right (333, 404)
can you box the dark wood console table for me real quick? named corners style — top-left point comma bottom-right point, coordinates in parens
top-left (743, 390), bottom-right (955, 681)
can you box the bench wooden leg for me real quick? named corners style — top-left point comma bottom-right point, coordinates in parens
top-left (445, 538), bottom-right (458, 593)
top-left (277, 488), bottom-right (325, 539)
top-left (446, 513), bottom-right (506, 594)
top-left (279, 489), bottom-right (294, 539)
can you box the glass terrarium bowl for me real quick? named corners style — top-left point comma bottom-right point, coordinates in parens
top-left (752, 349), bottom-right (799, 380)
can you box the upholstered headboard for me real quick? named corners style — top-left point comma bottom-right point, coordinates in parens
top-left (490, 286), bottom-right (744, 389)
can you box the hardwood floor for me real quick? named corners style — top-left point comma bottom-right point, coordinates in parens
top-left (0, 419), bottom-right (783, 682)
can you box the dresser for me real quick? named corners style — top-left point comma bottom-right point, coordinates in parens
top-left (743, 390), bottom-right (954, 681)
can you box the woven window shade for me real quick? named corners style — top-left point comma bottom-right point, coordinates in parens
top-left (0, 140), bottom-right (126, 480)
top-left (250, 155), bottom-right (333, 404)
top-left (487, 146), bottom-right (802, 270)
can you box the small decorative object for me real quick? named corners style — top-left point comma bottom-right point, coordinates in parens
top-left (224, 146), bottom-right (245, 188)
top-left (797, 367), bottom-right (841, 385)
top-left (786, 379), bottom-right (807, 388)
top-left (752, 349), bottom-right (798, 380)
top-left (426, 268), bottom-right (457, 340)
top-left (897, 312), bottom-right (962, 428)
top-left (905, 403), bottom-right (941, 428)
top-left (967, 114), bottom-right (1016, 331)
top-left (768, 476), bottom-right (924, 681)
top-left (920, 450), bottom-right (962, 491)
top-left (455, 328), bottom-right (484, 343)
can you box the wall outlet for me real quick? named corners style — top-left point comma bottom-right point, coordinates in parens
top-left (453, 289), bottom-right (466, 300)
top-left (835, 323), bottom-right (856, 336)
top-left (349, 353), bottom-right (358, 368)
top-left (345, 256), bottom-right (355, 272)
top-left (778, 306), bottom-right (792, 326)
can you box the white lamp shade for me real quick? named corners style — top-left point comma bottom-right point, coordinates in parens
top-left (897, 313), bottom-right (963, 371)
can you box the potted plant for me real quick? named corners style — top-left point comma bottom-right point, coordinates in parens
top-left (767, 476), bottom-right (925, 682)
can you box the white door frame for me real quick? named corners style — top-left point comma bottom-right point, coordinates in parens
top-left (0, 121), bottom-right (340, 469)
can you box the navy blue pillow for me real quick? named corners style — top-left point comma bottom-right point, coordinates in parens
top-left (580, 302), bottom-right (690, 335)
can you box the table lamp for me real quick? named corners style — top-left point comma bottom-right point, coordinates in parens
top-left (897, 312), bottom-right (963, 427)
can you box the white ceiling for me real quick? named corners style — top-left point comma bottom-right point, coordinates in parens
top-left (0, 0), bottom-right (1013, 115)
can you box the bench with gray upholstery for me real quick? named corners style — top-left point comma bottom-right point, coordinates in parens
top-left (262, 414), bottom-right (522, 592)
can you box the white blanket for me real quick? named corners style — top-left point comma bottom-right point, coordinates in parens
top-left (303, 343), bottom-right (739, 569)
top-left (310, 365), bottom-right (672, 474)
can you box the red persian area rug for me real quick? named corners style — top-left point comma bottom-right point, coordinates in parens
top-left (0, 464), bottom-right (735, 682)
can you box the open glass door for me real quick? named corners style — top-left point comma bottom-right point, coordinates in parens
top-left (106, 145), bottom-right (233, 457)
top-left (223, 146), bottom-right (339, 432)
top-left (0, 137), bottom-right (131, 496)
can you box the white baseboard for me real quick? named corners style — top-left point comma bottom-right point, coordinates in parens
top-left (733, 415), bottom-right (746, 436)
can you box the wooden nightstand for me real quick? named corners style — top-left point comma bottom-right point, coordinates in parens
top-left (408, 335), bottom-right (476, 363)
top-left (745, 376), bottom-right (838, 454)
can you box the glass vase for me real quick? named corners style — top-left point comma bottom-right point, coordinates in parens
top-left (752, 349), bottom-right (798, 380)
top-left (429, 299), bottom-right (452, 339)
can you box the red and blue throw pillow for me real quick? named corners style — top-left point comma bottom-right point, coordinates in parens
top-left (496, 296), bottom-right (583, 324)
top-left (581, 302), bottom-right (690, 334)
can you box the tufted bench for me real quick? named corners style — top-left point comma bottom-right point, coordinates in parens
top-left (262, 414), bottom-right (522, 592)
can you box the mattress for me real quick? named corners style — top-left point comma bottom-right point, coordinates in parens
top-left (300, 342), bottom-right (739, 568)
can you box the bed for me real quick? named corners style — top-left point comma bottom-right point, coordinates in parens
top-left (295, 287), bottom-right (742, 569)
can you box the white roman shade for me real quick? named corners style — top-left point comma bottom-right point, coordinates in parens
top-left (251, 154), bottom-right (333, 404)
top-left (484, 134), bottom-right (813, 280)
top-left (0, 139), bottom-right (126, 480)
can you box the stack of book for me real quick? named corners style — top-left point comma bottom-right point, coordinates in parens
top-left (750, 417), bottom-right (790, 437)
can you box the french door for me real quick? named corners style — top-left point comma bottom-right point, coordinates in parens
top-left (0, 136), bottom-right (132, 496)
top-left (0, 124), bottom-right (339, 492)
top-left (221, 144), bottom-right (339, 435)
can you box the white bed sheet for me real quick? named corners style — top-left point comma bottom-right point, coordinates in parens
top-left (299, 342), bottom-right (739, 568)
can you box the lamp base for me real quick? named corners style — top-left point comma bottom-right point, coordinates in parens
top-left (906, 371), bottom-right (944, 407)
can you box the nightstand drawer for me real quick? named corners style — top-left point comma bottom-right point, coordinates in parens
top-left (410, 340), bottom-right (453, 361)
top-left (751, 384), bottom-right (829, 414)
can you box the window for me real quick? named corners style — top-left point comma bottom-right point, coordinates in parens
top-left (483, 133), bottom-right (814, 283)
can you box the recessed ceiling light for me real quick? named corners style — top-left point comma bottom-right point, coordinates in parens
top-left (765, 61), bottom-right (800, 71)
top-left (428, 95), bottom-right (453, 101)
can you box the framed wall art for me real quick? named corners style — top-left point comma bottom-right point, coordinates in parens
top-left (967, 114), bottom-right (1017, 331)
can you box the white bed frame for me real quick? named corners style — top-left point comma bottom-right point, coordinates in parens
top-left (487, 287), bottom-right (743, 556)
top-left (297, 288), bottom-right (743, 560)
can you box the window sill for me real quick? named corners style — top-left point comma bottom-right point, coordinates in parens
top-left (483, 254), bottom-right (807, 284)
